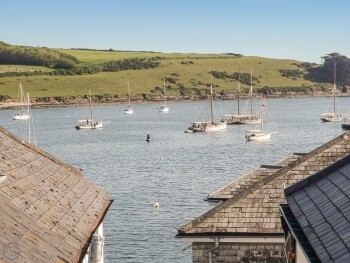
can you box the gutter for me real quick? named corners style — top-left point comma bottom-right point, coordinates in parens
top-left (76, 199), bottom-right (114, 263)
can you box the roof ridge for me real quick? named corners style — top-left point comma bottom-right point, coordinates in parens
top-left (178, 132), bottom-right (350, 233)
top-left (284, 152), bottom-right (350, 196)
top-left (0, 126), bottom-right (84, 178)
top-left (0, 126), bottom-right (112, 262)
top-left (206, 152), bottom-right (304, 200)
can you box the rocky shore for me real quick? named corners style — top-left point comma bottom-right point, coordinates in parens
top-left (1, 91), bottom-right (349, 110)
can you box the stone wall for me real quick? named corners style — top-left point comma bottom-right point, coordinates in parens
top-left (192, 242), bottom-right (286, 263)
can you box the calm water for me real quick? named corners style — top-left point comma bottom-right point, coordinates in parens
top-left (0, 97), bottom-right (348, 262)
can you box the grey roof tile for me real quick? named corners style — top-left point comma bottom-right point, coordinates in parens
top-left (206, 153), bottom-right (303, 201)
top-left (285, 152), bottom-right (350, 262)
top-left (334, 253), bottom-right (350, 263)
top-left (178, 132), bottom-right (350, 237)
top-left (0, 127), bottom-right (111, 262)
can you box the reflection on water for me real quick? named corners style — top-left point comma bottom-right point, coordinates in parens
top-left (0, 97), bottom-right (348, 263)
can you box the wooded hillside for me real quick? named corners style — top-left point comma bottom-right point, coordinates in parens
top-left (0, 42), bottom-right (348, 101)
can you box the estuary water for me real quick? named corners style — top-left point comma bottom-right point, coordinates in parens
top-left (0, 96), bottom-right (348, 262)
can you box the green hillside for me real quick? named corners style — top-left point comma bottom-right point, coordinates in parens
top-left (0, 42), bottom-right (332, 101)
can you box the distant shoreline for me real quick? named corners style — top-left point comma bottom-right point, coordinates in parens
top-left (1, 93), bottom-right (349, 110)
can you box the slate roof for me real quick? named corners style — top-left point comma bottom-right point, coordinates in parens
top-left (283, 154), bottom-right (350, 263)
top-left (177, 132), bottom-right (350, 236)
top-left (0, 127), bottom-right (112, 262)
top-left (280, 204), bottom-right (320, 263)
top-left (206, 153), bottom-right (305, 201)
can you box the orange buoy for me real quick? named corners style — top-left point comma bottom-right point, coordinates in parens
top-left (153, 201), bottom-right (160, 208)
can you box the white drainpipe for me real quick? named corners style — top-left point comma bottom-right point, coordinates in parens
top-left (89, 223), bottom-right (104, 263)
top-left (208, 237), bottom-right (219, 263)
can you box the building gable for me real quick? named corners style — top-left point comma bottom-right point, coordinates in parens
top-left (0, 127), bottom-right (111, 262)
top-left (177, 132), bottom-right (350, 237)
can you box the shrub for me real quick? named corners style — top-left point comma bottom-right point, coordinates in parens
top-left (278, 69), bottom-right (304, 78)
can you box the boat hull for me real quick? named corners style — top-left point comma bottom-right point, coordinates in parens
top-left (205, 122), bottom-right (227, 132)
top-left (224, 115), bottom-right (261, 125)
top-left (124, 109), bottom-right (134, 114)
top-left (13, 114), bottom-right (30, 120)
top-left (321, 113), bottom-right (342, 122)
top-left (236, 118), bottom-right (261, 125)
top-left (158, 106), bottom-right (169, 113)
top-left (246, 130), bottom-right (271, 141)
top-left (342, 123), bottom-right (350, 130)
top-left (188, 121), bottom-right (227, 132)
top-left (341, 117), bottom-right (350, 129)
top-left (75, 121), bottom-right (103, 130)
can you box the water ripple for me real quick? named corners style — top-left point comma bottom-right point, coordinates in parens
top-left (0, 97), bottom-right (348, 263)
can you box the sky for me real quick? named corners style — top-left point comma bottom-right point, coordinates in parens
top-left (1, 0), bottom-right (350, 63)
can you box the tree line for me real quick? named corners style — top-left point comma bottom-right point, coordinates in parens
top-left (211, 70), bottom-right (259, 85)
top-left (320, 53), bottom-right (350, 87)
top-left (0, 41), bottom-right (161, 77)
top-left (0, 41), bottom-right (79, 69)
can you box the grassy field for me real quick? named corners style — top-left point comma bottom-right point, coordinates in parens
top-left (0, 49), bottom-right (321, 99)
top-left (0, 65), bottom-right (52, 73)
top-left (58, 49), bottom-right (236, 64)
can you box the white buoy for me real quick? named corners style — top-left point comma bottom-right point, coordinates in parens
top-left (153, 201), bottom-right (160, 208)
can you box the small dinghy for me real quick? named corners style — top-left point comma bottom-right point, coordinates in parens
top-left (146, 134), bottom-right (151, 142)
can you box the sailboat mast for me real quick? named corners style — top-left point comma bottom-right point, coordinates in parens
top-left (127, 81), bottom-right (131, 106)
top-left (19, 82), bottom-right (24, 112)
top-left (163, 78), bottom-right (167, 106)
top-left (250, 68), bottom-right (253, 117)
top-left (333, 62), bottom-right (336, 114)
top-left (210, 72), bottom-right (214, 123)
top-left (89, 90), bottom-right (93, 121)
top-left (27, 93), bottom-right (31, 143)
top-left (260, 95), bottom-right (263, 132)
top-left (237, 65), bottom-right (241, 115)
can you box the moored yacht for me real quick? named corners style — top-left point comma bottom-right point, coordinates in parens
top-left (246, 98), bottom-right (276, 141)
top-left (187, 72), bottom-right (227, 133)
top-left (321, 63), bottom-right (341, 122)
top-left (158, 79), bottom-right (169, 113)
top-left (75, 90), bottom-right (103, 130)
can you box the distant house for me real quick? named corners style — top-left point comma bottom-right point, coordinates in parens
top-left (176, 132), bottom-right (350, 263)
top-left (280, 153), bottom-right (350, 263)
top-left (0, 127), bottom-right (112, 262)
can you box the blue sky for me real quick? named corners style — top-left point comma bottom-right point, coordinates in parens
top-left (1, 0), bottom-right (350, 62)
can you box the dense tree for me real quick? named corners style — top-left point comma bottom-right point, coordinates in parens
top-left (100, 58), bottom-right (160, 72)
top-left (278, 69), bottom-right (304, 79)
top-left (210, 70), bottom-right (259, 85)
top-left (0, 41), bottom-right (79, 69)
top-left (321, 53), bottom-right (350, 86)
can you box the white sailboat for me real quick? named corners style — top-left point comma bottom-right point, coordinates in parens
top-left (222, 65), bottom-right (260, 124)
top-left (158, 79), bottom-right (169, 113)
top-left (246, 97), bottom-right (274, 141)
top-left (321, 63), bottom-right (342, 122)
top-left (187, 72), bottom-right (227, 132)
top-left (75, 90), bottom-right (103, 130)
top-left (237, 68), bottom-right (261, 124)
top-left (13, 82), bottom-right (30, 120)
top-left (124, 81), bottom-right (134, 114)
top-left (222, 66), bottom-right (242, 124)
